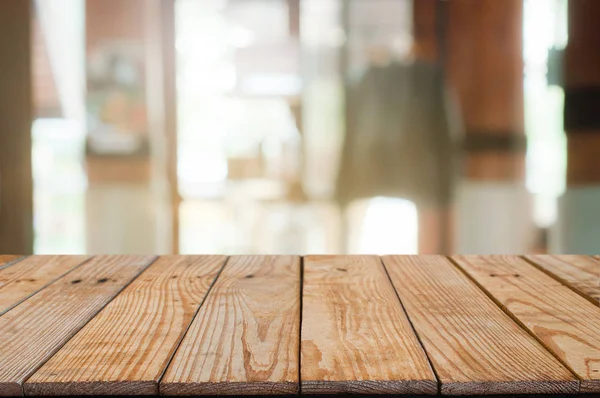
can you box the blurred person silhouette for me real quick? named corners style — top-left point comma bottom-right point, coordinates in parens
top-left (336, 42), bottom-right (462, 253)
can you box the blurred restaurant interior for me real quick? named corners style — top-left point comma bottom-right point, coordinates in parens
top-left (0, 0), bottom-right (598, 256)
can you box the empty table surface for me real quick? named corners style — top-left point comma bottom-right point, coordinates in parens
top-left (0, 254), bottom-right (598, 397)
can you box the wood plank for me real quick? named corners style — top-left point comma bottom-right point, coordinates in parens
top-left (0, 255), bottom-right (23, 271)
top-left (160, 255), bottom-right (300, 396)
top-left (25, 255), bottom-right (226, 396)
top-left (525, 255), bottom-right (600, 305)
top-left (453, 254), bottom-right (600, 393)
top-left (300, 255), bottom-right (437, 395)
top-left (0, 256), bottom-right (24, 271)
top-left (0, 255), bottom-right (155, 396)
top-left (382, 255), bottom-right (578, 395)
top-left (0, 255), bottom-right (90, 315)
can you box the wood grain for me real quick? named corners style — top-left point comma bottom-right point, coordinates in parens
top-left (382, 255), bottom-right (578, 395)
top-left (453, 254), bottom-right (600, 393)
top-left (160, 255), bottom-right (300, 396)
top-left (525, 255), bottom-right (600, 305)
top-left (0, 255), bottom-right (155, 396)
top-left (0, 255), bottom-right (22, 269)
top-left (301, 255), bottom-right (437, 395)
top-left (0, 255), bottom-right (90, 315)
top-left (25, 255), bottom-right (226, 396)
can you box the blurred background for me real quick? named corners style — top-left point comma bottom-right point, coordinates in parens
top-left (0, 0), bottom-right (596, 256)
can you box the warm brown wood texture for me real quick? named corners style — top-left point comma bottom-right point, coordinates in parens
top-left (0, 255), bottom-right (155, 396)
top-left (25, 255), bottom-right (226, 396)
top-left (0, 255), bottom-right (90, 315)
top-left (382, 255), bottom-right (578, 395)
top-left (0, 255), bottom-right (22, 268)
top-left (453, 255), bottom-right (600, 393)
top-left (448, 0), bottom-right (525, 182)
top-left (301, 255), bottom-right (437, 395)
top-left (0, 254), bottom-right (599, 396)
top-left (525, 255), bottom-right (600, 305)
top-left (160, 256), bottom-right (300, 396)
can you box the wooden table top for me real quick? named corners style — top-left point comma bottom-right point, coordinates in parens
top-left (0, 254), bottom-right (598, 397)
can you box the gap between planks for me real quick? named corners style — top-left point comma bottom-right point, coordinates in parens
top-left (523, 255), bottom-right (600, 307)
top-left (0, 255), bottom-right (157, 397)
top-left (2, 255), bottom-right (596, 396)
top-left (379, 256), bottom-right (442, 394)
top-left (0, 255), bottom-right (26, 271)
top-left (160, 255), bottom-right (301, 396)
top-left (297, 256), bottom-right (304, 396)
top-left (0, 255), bottom-right (92, 316)
top-left (301, 255), bottom-right (437, 395)
top-left (383, 255), bottom-right (578, 395)
top-left (25, 256), bottom-right (228, 396)
top-left (155, 256), bottom-right (231, 389)
top-left (446, 255), bottom-right (583, 382)
top-left (451, 255), bottom-right (600, 393)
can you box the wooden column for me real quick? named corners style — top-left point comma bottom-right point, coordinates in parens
top-left (448, 0), bottom-right (532, 253)
top-left (412, 0), bottom-right (439, 64)
top-left (556, 0), bottom-right (600, 253)
top-left (449, 0), bottom-right (525, 181)
top-left (564, 0), bottom-right (600, 187)
top-left (0, 1), bottom-right (34, 254)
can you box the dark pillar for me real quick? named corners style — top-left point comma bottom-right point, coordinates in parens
top-left (557, 0), bottom-right (600, 253)
top-left (0, 0), bottom-right (34, 254)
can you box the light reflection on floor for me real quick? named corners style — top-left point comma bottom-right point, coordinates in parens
top-left (351, 197), bottom-right (418, 255)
